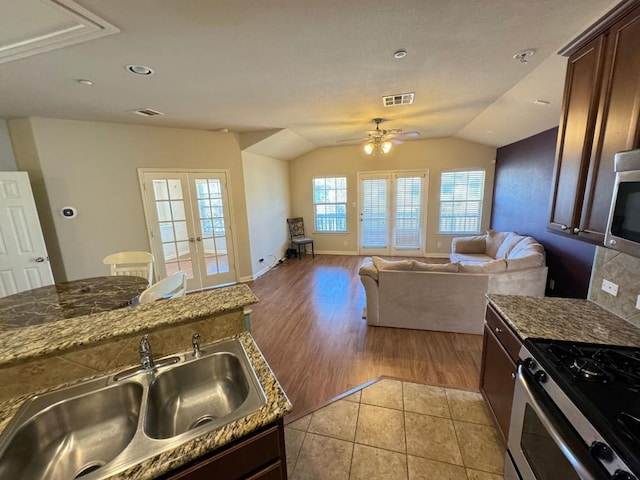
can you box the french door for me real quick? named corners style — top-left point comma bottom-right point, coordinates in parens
top-left (139, 170), bottom-right (237, 291)
top-left (358, 170), bottom-right (428, 256)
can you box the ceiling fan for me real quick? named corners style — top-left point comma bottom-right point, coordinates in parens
top-left (337, 118), bottom-right (420, 155)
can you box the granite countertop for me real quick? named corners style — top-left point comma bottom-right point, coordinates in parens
top-left (0, 276), bottom-right (149, 328)
top-left (487, 294), bottom-right (640, 346)
top-left (0, 284), bottom-right (258, 367)
top-left (0, 331), bottom-right (293, 480)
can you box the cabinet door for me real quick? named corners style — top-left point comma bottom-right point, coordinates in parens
top-left (549, 36), bottom-right (606, 235)
top-left (480, 324), bottom-right (517, 441)
top-left (579, 5), bottom-right (640, 243)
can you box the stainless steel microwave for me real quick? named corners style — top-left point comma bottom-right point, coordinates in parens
top-left (605, 149), bottom-right (640, 257)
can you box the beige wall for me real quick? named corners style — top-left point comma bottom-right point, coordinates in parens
top-left (289, 137), bottom-right (496, 256)
top-left (242, 151), bottom-right (291, 277)
top-left (8, 117), bottom-right (252, 282)
top-left (0, 120), bottom-right (16, 171)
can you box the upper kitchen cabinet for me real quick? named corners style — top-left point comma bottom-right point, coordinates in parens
top-left (549, 2), bottom-right (640, 244)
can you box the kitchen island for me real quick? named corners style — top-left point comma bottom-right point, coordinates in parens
top-left (0, 284), bottom-right (293, 479)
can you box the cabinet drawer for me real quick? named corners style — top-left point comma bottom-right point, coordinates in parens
top-left (161, 423), bottom-right (282, 480)
top-left (247, 461), bottom-right (284, 480)
top-left (485, 306), bottom-right (522, 363)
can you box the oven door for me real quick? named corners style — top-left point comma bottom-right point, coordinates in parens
top-left (506, 365), bottom-right (608, 480)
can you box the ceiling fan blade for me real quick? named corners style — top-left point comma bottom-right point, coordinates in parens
top-left (394, 131), bottom-right (420, 138)
top-left (336, 137), bottom-right (369, 144)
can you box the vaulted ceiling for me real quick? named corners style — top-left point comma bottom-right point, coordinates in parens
top-left (0, 0), bottom-right (620, 159)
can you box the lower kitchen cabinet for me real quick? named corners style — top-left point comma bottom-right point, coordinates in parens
top-left (158, 419), bottom-right (287, 480)
top-left (479, 305), bottom-right (523, 441)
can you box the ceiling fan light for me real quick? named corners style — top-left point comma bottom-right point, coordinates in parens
top-left (364, 143), bottom-right (374, 155)
top-left (381, 141), bottom-right (392, 154)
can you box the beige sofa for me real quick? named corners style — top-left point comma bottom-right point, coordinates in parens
top-left (359, 231), bottom-right (547, 334)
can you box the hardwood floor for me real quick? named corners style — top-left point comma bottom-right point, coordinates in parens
top-left (248, 255), bottom-right (484, 418)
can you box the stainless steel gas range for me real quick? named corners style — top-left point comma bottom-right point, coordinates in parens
top-left (505, 338), bottom-right (639, 480)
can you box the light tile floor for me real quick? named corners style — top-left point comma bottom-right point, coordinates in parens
top-left (285, 379), bottom-right (505, 480)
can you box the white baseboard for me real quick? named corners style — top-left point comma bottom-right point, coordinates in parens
top-left (315, 250), bottom-right (360, 255)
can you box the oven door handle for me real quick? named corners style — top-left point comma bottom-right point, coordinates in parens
top-left (518, 365), bottom-right (608, 480)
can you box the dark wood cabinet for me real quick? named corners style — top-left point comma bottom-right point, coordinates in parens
top-left (480, 305), bottom-right (522, 441)
top-left (159, 419), bottom-right (287, 480)
top-left (549, 3), bottom-right (640, 244)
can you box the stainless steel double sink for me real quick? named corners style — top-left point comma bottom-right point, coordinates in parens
top-left (0, 337), bottom-right (267, 480)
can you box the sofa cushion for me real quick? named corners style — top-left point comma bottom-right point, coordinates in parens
top-left (494, 232), bottom-right (525, 259)
top-left (507, 254), bottom-right (545, 271)
top-left (508, 237), bottom-right (545, 259)
top-left (359, 257), bottom-right (379, 281)
top-left (412, 261), bottom-right (459, 272)
top-left (372, 256), bottom-right (413, 271)
top-left (485, 230), bottom-right (510, 258)
top-left (451, 235), bottom-right (486, 254)
top-left (450, 253), bottom-right (494, 264)
top-left (459, 259), bottom-right (507, 273)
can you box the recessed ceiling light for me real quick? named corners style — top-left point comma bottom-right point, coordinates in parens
top-left (394, 49), bottom-right (407, 59)
top-left (77, 79), bottom-right (93, 86)
top-left (533, 99), bottom-right (551, 106)
top-left (125, 64), bottom-right (155, 76)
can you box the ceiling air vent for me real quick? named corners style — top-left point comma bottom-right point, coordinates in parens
top-left (128, 108), bottom-right (164, 117)
top-left (383, 92), bottom-right (414, 107)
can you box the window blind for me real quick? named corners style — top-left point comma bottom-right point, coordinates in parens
top-left (439, 170), bottom-right (485, 234)
top-left (394, 175), bottom-right (423, 249)
top-left (361, 178), bottom-right (388, 248)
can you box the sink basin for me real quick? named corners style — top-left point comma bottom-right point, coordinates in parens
top-left (145, 352), bottom-right (258, 439)
top-left (0, 381), bottom-right (142, 480)
top-left (0, 337), bottom-right (267, 480)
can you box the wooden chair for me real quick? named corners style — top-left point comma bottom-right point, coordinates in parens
top-left (287, 217), bottom-right (314, 259)
top-left (138, 271), bottom-right (187, 304)
top-left (103, 251), bottom-right (154, 285)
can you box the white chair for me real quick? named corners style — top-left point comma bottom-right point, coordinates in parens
top-left (138, 271), bottom-right (187, 304)
top-left (103, 251), bottom-right (154, 285)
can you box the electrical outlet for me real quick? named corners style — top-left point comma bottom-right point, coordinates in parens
top-left (549, 279), bottom-right (555, 290)
top-left (601, 279), bottom-right (619, 297)
top-left (636, 295), bottom-right (640, 310)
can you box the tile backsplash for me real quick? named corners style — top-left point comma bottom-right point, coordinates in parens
top-left (589, 246), bottom-right (640, 328)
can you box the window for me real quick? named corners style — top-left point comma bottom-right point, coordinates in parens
top-left (439, 169), bottom-right (486, 234)
top-left (313, 176), bottom-right (347, 232)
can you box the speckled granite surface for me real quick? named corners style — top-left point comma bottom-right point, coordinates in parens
top-left (0, 332), bottom-right (293, 480)
top-left (0, 284), bottom-right (257, 367)
top-left (0, 276), bottom-right (148, 328)
top-left (487, 294), bottom-right (640, 346)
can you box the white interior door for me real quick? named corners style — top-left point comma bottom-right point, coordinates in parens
top-left (140, 170), bottom-right (237, 291)
top-left (358, 171), bottom-right (427, 257)
top-left (0, 172), bottom-right (54, 297)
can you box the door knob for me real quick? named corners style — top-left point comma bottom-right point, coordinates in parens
top-left (573, 227), bottom-right (581, 234)
top-left (560, 224), bottom-right (568, 230)
top-left (35, 257), bottom-right (45, 263)
top-left (189, 237), bottom-right (195, 243)
top-left (196, 237), bottom-right (202, 241)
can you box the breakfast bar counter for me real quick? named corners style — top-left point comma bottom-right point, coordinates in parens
top-left (486, 294), bottom-right (640, 346)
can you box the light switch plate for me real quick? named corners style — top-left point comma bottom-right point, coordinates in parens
top-left (636, 295), bottom-right (640, 310)
top-left (602, 279), bottom-right (619, 296)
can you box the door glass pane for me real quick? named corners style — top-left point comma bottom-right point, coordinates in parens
top-left (159, 223), bottom-right (175, 242)
top-left (167, 179), bottom-right (183, 199)
top-left (156, 201), bottom-right (172, 222)
top-left (216, 255), bottom-right (229, 273)
top-left (171, 201), bottom-right (186, 221)
top-left (173, 221), bottom-right (189, 241)
top-left (394, 176), bottom-right (423, 249)
top-left (521, 405), bottom-right (580, 480)
top-left (362, 178), bottom-right (388, 248)
top-left (153, 180), bottom-right (169, 200)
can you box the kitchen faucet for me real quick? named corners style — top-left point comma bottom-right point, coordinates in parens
top-left (139, 334), bottom-right (155, 370)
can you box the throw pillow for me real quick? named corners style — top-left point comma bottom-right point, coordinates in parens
top-left (451, 235), bottom-right (486, 254)
top-left (459, 259), bottom-right (507, 273)
top-left (412, 261), bottom-right (459, 272)
top-left (372, 256), bottom-right (413, 271)
top-left (485, 230), bottom-right (510, 258)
